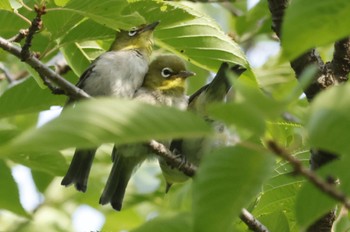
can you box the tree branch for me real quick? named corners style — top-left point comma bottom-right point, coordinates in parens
top-left (267, 140), bottom-right (350, 209)
top-left (20, 4), bottom-right (46, 60)
top-left (240, 208), bottom-right (270, 232)
top-left (148, 140), bottom-right (197, 177)
top-left (331, 37), bottom-right (350, 80)
top-left (0, 37), bottom-right (89, 100)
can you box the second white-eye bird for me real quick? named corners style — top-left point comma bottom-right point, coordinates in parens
top-left (99, 54), bottom-right (195, 211)
top-left (61, 21), bottom-right (159, 192)
top-left (159, 63), bottom-right (246, 193)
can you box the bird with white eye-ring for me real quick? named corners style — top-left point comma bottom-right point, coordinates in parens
top-left (128, 27), bottom-right (137, 37)
top-left (161, 67), bottom-right (173, 78)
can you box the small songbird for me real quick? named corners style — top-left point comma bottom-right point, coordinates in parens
top-left (61, 21), bottom-right (159, 192)
top-left (159, 63), bottom-right (247, 193)
top-left (99, 54), bottom-right (195, 211)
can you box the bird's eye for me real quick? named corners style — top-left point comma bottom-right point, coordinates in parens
top-left (128, 27), bottom-right (138, 37)
top-left (161, 67), bottom-right (173, 78)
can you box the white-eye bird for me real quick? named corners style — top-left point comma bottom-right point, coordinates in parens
top-left (99, 54), bottom-right (195, 211)
top-left (61, 21), bottom-right (159, 192)
top-left (159, 63), bottom-right (246, 193)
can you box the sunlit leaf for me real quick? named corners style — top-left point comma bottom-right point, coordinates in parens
top-left (0, 98), bottom-right (211, 155)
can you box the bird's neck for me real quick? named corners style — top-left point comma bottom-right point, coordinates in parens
top-left (110, 43), bottom-right (152, 58)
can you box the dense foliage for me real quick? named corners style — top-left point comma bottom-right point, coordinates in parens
top-left (1, 0), bottom-right (350, 231)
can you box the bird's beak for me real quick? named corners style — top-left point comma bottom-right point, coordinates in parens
top-left (177, 70), bottom-right (196, 79)
top-left (139, 21), bottom-right (160, 33)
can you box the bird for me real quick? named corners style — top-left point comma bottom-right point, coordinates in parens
top-left (99, 54), bottom-right (195, 211)
top-left (61, 21), bottom-right (159, 193)
top-left (159, 63), bottom-right (247, 193)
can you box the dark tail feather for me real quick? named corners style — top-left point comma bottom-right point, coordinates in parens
top-left (61, 149), bottom-right (96, 192)
top-left (100, 145), bottom-right (147, 211)
top-left (99, 146), bottom-right (124, 205)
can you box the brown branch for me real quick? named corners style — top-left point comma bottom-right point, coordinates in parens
top-left (267, 140), bottom-right (350, 209)
top-left (240, 208), bottom-right (270, 232)
top-left (0, 37), bottom-right (89, 100)
top-left (21, 4), bottom-right (46, 60)
top-left (148, 140), bottom-right (197, 177)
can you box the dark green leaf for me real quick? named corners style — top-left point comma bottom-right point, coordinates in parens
top-left (193, 146), bottom-right (274, 232)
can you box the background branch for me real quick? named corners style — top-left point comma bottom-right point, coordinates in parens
top-left (0, 37), bottom-right (89, 100)
top-left (267, 141), bottom-right (350, 209)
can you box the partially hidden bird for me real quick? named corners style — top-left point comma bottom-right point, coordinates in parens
top-left (159, 63), bottom-right (247, 193)
top-left (61, 21), bottom-right (159, 192)
top-left (99, 54), bottom-right (195, 211)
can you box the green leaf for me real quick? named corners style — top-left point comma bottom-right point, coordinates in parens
top-left (61, 0), bottom-right (145, 29)
top-left (192, 146), bottom-right (274, 232)
top-left (0, 0), bottom-right (12, 11)
top-left (155, 17), bottom-right (247, 70)
top-left (0, 77), bottom-right (65, 118)
top-left (60, 42), bottom-right (103, 76)
top-left (307, 84), bottom-right (350, 154)
top-left (59, 19), bottom-right (115, 46)
top-left (43, 8), bottom-right (83, 41)
top-left (9, 151), bottom-right (68, 176)
top-left (296, 155), bottom-right (350, 229)
top-left (0, 10), bottom-right (28, 38)
top-left (131, 212), bottom-right (192, 232)
top-left (0, 98), bottom-right (211, 155)
top-left (282, 0), bottom-right (350, 60)
top-left (0, 160), bottom-right (28, 217)
top-left (208, 102), bottom-right (266, 135)
top-left (31, 170), bottom-right (55, 193)
top-left (258, 211), bottom-right (290, 232)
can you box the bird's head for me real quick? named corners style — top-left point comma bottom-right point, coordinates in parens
top-left (110, 21), bottom-right (160, 56)
top-left (143, 55), bottom-right (195, 95)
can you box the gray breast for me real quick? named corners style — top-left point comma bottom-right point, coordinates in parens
top-left (81, 50), bottom-right (149, 98)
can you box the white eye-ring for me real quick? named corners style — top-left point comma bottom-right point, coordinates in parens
top-left (128, 27), bottom-right (138, 37)
top-left (161, 67), bottom-right (173, 78)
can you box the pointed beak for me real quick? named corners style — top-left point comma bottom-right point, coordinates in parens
top-left (177, 70), bottom-right (196, 79)
top-left (139, 21), bottom-right (160, 33)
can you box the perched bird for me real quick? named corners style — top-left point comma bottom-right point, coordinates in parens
top-left (99, 54), bottom-right (195, 211)
top-left (159, 63), bottom-right (247, 193)
top-left (61, 21), bottom-right (159, 192)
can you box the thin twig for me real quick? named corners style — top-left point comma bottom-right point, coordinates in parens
top-left (0, 37), bottom-right (89, 100)
top-left (148, 140), bottom-right (197, 177)
top-left (21, 4), bottom-right (46, 60)
top-left (267, 140), bottom-right (350, 209)
top-left (8, 29), bottom-right (29, 43)
top-left (240, 208), bottom-right (270, 232)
